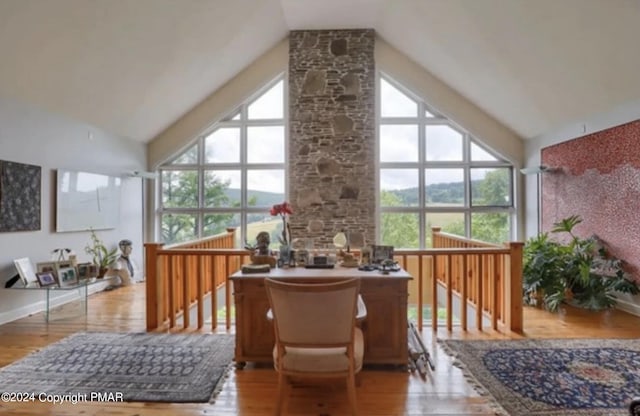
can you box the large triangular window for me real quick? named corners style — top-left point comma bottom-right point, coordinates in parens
top-left (158, 76), bottom-right (286, 246)
top-left (378, 74), bottom-right (514, 248)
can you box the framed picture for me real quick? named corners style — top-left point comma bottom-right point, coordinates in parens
top-left (37, 261), bottom-right (59, 280)
top-left (57, 266), bottom-right (78, 287)
top-left (77, 263), bottom-right (99, 279)
top-left (14, 257), bottom-right (38, 286)
top-left (36, 272), bottom-right (58, 287)
top-left (77, 262), bottom-right (92, 279)
top-left (87, 264), bottom-right (99, 278)
top-left (371, 245), bottom-right (394, 264)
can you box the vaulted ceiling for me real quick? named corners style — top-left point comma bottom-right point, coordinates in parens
top-left (0, 0), bottom-right (638, 143)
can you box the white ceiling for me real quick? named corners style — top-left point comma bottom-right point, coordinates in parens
top-left (0, 0), bottom-right (638, 143)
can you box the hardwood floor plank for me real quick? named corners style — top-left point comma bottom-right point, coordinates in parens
top-left (1, 283), bottom-right (640, 415)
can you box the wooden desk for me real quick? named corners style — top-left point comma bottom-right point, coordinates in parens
top-left (230, 267), bottom-right (411, 367)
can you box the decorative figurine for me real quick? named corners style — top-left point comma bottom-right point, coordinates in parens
top-left (112, 239), bottom-right (137, 286)
top-left (245, 232), bottom-right (276, 268)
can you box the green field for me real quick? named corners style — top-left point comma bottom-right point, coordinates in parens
top-left (244, 213), bottom-right (466, 249)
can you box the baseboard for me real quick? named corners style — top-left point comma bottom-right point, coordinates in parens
top-left (615, 297), bottom-right (640, 317)
top-left (0, 278), bottom-right (115, 325)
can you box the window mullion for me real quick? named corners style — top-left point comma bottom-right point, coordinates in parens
top-left (240, 103), bottom-right (249, 243)
top-left (418, 101), bottom-right (426, 249)
top-left (198, 137), bottom-right (205, 239)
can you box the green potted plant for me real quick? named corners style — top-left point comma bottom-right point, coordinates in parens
top-left (85, 229), bottom-right (118, 278)
top-left (523, 215), bottom-right (639, 312)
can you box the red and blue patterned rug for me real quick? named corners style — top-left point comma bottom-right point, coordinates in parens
top-left (440, 338), bottom-right (640, 416)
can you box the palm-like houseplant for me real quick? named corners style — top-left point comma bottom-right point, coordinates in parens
top-left (523, 215), bottom-right (639, 312)
top-left (85, 230), bottom-right (118, 277)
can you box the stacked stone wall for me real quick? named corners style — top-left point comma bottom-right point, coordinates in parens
top-left (288, 29), bottom-right (375, 247)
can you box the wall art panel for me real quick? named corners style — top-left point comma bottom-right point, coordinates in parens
top-left (541, 119), bottom-right (640, 279)
top-left (0, 160), bottom-right (41, 232)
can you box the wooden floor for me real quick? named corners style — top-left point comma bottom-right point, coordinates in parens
top-left (2, 284), bottom-right (640, 415)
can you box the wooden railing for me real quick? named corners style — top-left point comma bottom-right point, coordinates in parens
top-left (144, 227), bottom-right (523, 334)
top-left (394, 227), bottom-right (523, 333)
top-left (144, 228), bottom-right (251, 331)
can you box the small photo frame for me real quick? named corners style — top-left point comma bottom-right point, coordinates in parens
top-left (37, 261), bottom-right (59, 280)
top-left (87, 264), bottom-right (99, 278)
top-left (36, 272), bottom-right (58, 287)
top-left (57, 266), bottom-right (78, 287)
top-left (77, 262), bottom-right (92, 279)
top-left (371, 245), bottom-right (394, 264)
top-left (14, 257), bottom-right (38, 286)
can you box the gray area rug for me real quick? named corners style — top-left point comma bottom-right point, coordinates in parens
top-left (0, 332), bottom-right (235, 403)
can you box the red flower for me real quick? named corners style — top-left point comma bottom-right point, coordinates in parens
top-left (270, 202), bottom-right (293, 217)
top-left (271, 202), bottom-right (292, 246)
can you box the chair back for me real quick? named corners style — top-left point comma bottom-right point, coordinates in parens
top-left (265, 278), bottom-right (360, 348)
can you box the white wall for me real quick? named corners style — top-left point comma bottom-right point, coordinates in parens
top-left (0, 95), bottom-right (146, 324)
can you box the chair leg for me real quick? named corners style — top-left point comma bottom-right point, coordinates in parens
top-left (346, 372), bottom-right (358, 416)
top-left (275, 372), bottom-right (287, 416)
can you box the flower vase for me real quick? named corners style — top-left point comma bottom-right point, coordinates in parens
top-left (278, 245), bottom-right (291, 268)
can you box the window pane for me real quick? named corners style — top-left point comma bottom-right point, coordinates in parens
top-left (425, 169), bottom-right (464, 207)
top-left (425, 213), bottom-right (465, 247)
top-left (380, 78), bottom-right (417, 117)
top-left (380, 169), bottom-right (418, 207)
top-left (381, 212), bottom-right (419, 249)
top-left (205, 127), bottom-right (240, 163)
top-left (248, 80), bottom-right (283, 119)
top-left (161, 213), bottom-right (197, 245)
top-left (425, 125), bottom-right (463, 161)
top-left (425, 108), bottom-right (436, 118)
top-left (247, 169), bottom-right (284, 206)
top-left (171, 144), bottom-right (198, 164)
top-left (471, 212), bottom-right (510, 244)
top-left (247, 126), bottom-right (285, 163)
top-left (470, 168), bottom-right (511, 206)
top-left (203, 213), bottom-right (241, 246)
top-left (471, 142), bottom-right (498, 161)
top-left (162, 170), bottom-right (198, 208)
top-left (204, 170), bottom-right (240, 207)
top-left (380, 125), bottom-right (418, 162)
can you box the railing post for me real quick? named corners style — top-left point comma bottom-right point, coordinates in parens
top-left (226, 227), bottom-right (237, 248)
top-left (431, 255), bottom-right (438, 331)
top-left (144, 242), bottom-right (163, 331)
top-left (505, 242), bottom-right (524, 333)
top-left (431, 226), bottom-right (442, 248)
